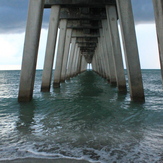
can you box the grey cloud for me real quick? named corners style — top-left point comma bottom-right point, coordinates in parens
top-left (132, 0), bottom-right (155, 24)
top-left (0, 0), bottom-right (50, 34)
top-left (0, 0), bottom-right (155, 34)
top-left (0, 0), bottom-right (28, 33)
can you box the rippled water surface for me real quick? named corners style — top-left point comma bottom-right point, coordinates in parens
top-left (0, 70), bottom-right (163, 162)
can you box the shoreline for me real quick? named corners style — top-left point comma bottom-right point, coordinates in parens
top-left (0, 158), bottom-right (98, 163)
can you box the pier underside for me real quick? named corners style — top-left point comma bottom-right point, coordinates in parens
top-left (18, 0), bottom-right (148, 102)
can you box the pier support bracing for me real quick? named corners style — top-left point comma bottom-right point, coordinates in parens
top-left (18, 0), bottom-right (147, 102)
top-left (116, 0), bottom-right (145, 101)
top-left (41, 5), bottom-right (60, 92)
top-left (152, 0), bottom-right (163, 84)
top-left (18, 0), bottom-right (45, 102)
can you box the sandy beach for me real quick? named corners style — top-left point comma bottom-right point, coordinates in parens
top-left (0, 158), bottom-right (96, 163)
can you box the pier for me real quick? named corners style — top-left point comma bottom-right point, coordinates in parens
top-left (18, 0), bottom-right (161, 102)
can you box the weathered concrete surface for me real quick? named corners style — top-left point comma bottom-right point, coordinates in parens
top-left (53, 19), bottom-right (67, 88)
top-left (99, 29), bottom-right (110, 79)
top-left (18, 0), bottom-right (45, 102)
top-left (76, 38), bottom-right (98, 43)
top-left (61, 29), bottom-right (72, 82)
top-left (76, 51), bottom-right (82, 73)
top-left (80, 55), bottom-right (87, 72)
top-left (71, 43), bottom-right (79, 77)
top-left (152, 0), bottom-right (163, 84)
top-left (116, 0), bottom-right (145, 101)
top-left (96, 39), bottom-right (106, 78)
top-left (106, 5), bottom-right (126, 91)
top-left (41, 5), bottom-right (60, 92)
top-left (66, 37), bottom-right (76, 79)
top-left (73, 47), bottom-right (80, 76)
top-left (19, 0), bottom-right (148, 102)
top-left (101, 20), bottom-right (115, 83)
top-left (44, 0), bottom-right (116, 7)
top-left (67, 20), bottom-right (102, 29)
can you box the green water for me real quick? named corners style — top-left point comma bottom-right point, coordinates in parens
top-left (0, 70), bottom-right (163, 162)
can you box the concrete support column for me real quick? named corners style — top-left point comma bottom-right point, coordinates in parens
top-left (53, 19), bottom-right (67, 88)
top-left (92, 51), bottom-right (96, 72)
top-left (41, 5), bottom-right (60, 92)
top-left (106, 6), bottom-right (126, 91)
top-left (84, 60), bottom-right (88, 71)
top-left (95, 43), bottom-right (102, 75)
top-left (81, 55), bottom-right (87, 72)
top-left (94, 53), bottom-right (99, 73)
top-left (18, 0), bottom-right (45, 102)
top-left (116, 0), bottom-right (145, 101)
top-left (102, 20), bottom-right (115, 83)
top-left (95, 42), bottom-right (101, 75)
top-left (92, 54), bottom-right (97, 72)
top-left (98, 37), bottom-right (107, 78)
top-left (60, 29), bottom-right (72, 82)
top-left (80, 55), bottom-right (84, 73)
top-left (71, 43), bottom-right (78, 77)
top-left (99, 29), bottom-right (109, 79)
top-left (92, 55), bottom-right (95, 71)
top-left (74, 47), bottom-right (80, 76)
top-left (152, 0), bottom-right (163, 82)
top-left (66, 37), bottom-right (76, 79)
top-left (77, 50), bottom-right (82, 74)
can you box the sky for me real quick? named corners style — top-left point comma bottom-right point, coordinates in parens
top-left (0, 0), bottom-right (160, 70)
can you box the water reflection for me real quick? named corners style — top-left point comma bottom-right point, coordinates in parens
top-left (76, 71), bottom-right (103, 97)
top-left (16, 101), bottom-right (36, 134)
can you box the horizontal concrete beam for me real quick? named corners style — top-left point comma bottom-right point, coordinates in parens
top-left (76, 37), bottom-right (98, 43)
top-left (84, 54), bottom-right (94, 56)
top-left (67, 26), bottom-right (101, 29)
top-left (81, 49), bottom-right (95, 51)
top-left (78, 42), bottom-right (97, 46)
top-left (78, 45), bottom-right (97, 49)
top-left (76, 41), bottom-right (98, 44)
top-left (68, 19), bottom-right (101, 26)
top-left (80, 47), bottom-right (96, 51)
top-left (81, 51), bottom-right (94, 54)
top-left (84, 54), bottom-right (94, 63)
top-left (79, 46), bottom-right (97, 49)
top-left (72, 35), bottom-right (100, 38)
top-left (60, 16), bottom-right (106, 20)
top-left (59, 8), bottom-right (106, 20)
top-left (67, 20), bottom-right (102, 29)
top-left (72, 29), bottom-right (100, 38)
top-left (44, 0), bottom-right (116, 8)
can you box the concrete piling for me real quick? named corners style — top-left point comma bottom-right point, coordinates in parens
top-left (60, 29), bottom-right (72, 82)
top-left (152, 0), bottom-right (163, 84)
top-left (53, 19), bottom-right (67, 88)
top-left (18, 0), bottom-right (45, 102)
top-left (106, 5), bottom-right (126, 91)
top-left (116, 0), bottom-right (145, 101)
top-left (41, 5), bottom-right (60, 92)
top-left (18, 0), bottom-right (148, 102)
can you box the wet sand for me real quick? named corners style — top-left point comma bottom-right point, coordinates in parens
top-left (0, 158), bottom-right (96, 163)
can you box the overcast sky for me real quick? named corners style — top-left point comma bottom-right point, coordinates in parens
top-left (0, 0), bottom-right (160, 69)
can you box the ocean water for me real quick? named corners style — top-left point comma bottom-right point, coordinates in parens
top-left (0, 70), bottom-right (163, 163)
